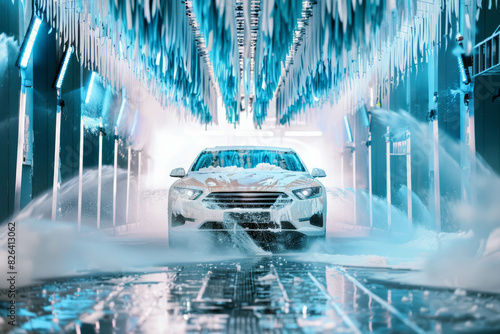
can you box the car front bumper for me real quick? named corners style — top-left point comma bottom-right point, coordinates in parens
top-left (168, 191), bottom-right (326, 238)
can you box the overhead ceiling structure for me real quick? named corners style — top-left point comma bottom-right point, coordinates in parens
top-left (33, 0), bottom-right (477, 128)
top-left (191, 0), bottom-right (240, 124)
top-left (253, 0), bottom-right (303, 126)
top-left (36, 0), bottom-right (219, 124)
top-left (235, 0), bottom-right (260, 123)
top-left (275, 0), bottom-right (386, 124)
top-left (273, 0), bottom-right (483, 125)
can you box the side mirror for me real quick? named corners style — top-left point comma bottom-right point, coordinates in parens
top-left (170, 167), bottom-right (186, 178)
top-left (311, 168), bottom-right (326, 178)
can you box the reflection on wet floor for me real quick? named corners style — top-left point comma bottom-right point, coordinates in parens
top-left (1, 257), bottom-right (500, 333)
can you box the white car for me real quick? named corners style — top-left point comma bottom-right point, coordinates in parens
top-left (168, 146), bottom-right (326, 249)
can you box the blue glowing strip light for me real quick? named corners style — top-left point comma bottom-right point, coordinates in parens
top-left (54, 46), bottom-right (74, 89)
top-left (119, 41), bottom-right (124, 60)
top-left (344, 115), bottom-right (353, 143)
top-left (85, 72), bottom-right (97, 103)
top-left (16, 16), bottom-right (42, 69)
top-left (360, 104), bottom-right (370, 128)
top-left (457, 55), bottom-right (470, 85)
top-left (130, 110), bottom-right (139, 137)
top-left (116, 97), bottom-right (127, 128)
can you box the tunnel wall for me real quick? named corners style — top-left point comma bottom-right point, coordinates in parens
top-left (0, 0), bottom-right (91, 222)
top-left (31, 19), bottom-right (82, 199)
top-left (31, 21), bottom-right (57, 199)
top-left (475, 5), bottom-right (500, 175)
top-left (0, 0), bottom-right (23, 222)
top-left (368, 4), bottom-right (500, 231)
top-left (1, 0), bottom-right (499, 231)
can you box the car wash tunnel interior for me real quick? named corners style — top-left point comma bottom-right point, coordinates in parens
top-left (2, 0), bottom-right (500, 333)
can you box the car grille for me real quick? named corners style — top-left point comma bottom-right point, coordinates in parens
top-left (199, 221), bottom-right (296, 230)
top-left (203, 192), bottom-right (291, 209)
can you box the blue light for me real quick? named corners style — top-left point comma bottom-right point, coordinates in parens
top-left (119, 40), bottom-right (124, 60)
top-left (130, 109), bottom-right (140, 137)
top-left (360, 104), bottom-right (370, 128)
top-left (17, 16), bottom-right (42, 69)
top-left (85, 72), bottom-right (97, 103)
top-left (54, 46), bottom-right (74, 89)
top-left (457, 55), bottom-right (470, 84)
top-left (116, 97), bottom-right (127, 128)
top-left (344, 115), bottom-right (353, 143)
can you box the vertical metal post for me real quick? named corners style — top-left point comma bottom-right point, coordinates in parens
top-left (97, 121), bottom-right (103, 229)
top-left (406, 131), bottom-right (412, 229)
top-left (77, 116), bottom-right (84, 231)
top-left (352, 148), bottom-right (356, 225)
top-left (14, 0), bottom-right (32, 213)
top-left (113, 127), bottom-right (118, 227)
top-left (459, 0), bottom-right (476, 204)
top-left (428, 44), bottom-right (441, 231)
top-left (14, 75), bottom-right (27, 213)
top-left (468, 8), bottom-right (477, 204)
top-left (386, 126), bottom-right (391, 230)
top-left (368, 133), bottom-right (373, 228)
top-left (433, 119), bottom-right (441, 231)
top-left (77, 63), bottom-right (84, 232)
top-left (136, 150), bottom-right (142, 223)
top-left (126, 146), bottom-right (131, 225)
top-left (460, 107), bottom-right (470, 201)
top-left (469, 107), bottom-right (476, 203)
top-left (52, 90), bottom-right (62, 221)
top-left (352, 107), bottom-right (357, 226)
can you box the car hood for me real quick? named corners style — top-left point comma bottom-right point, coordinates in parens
top-left (176, 171), bottom-right (318, 192)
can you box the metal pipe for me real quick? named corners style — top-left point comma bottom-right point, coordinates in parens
top-left (126, 146), bottom-right (131, 225)
top-left (433, 120), bottom-right (441, 231)
top-left (469, 110), bottom-right (476, 204)
top-left (468, 5), bottom-right (477, 205)
top-left (97, 120), bottom-right (103, 229)
top-left (352, 106), bottom-right (356, 226)
top-left (14, 79), bottom-right (27, 213)
top-left (52, 90), bottom-right (62, 221)
top-left (460, 99), bottom-right (470, 202)
top-left (406, 70), bottom-right (413, 230)
top-left (352, 148), bottom-right (356, 226)
top-left (136, 150), bottom-right (142, 222)
top-left (368, 133), bottom-right (373, 228)
top-left (428, 45), bottom-right (440, 232)
top-left (386, 126), bottom-right (391, 230)
top-left (77, 64), bottom-right (84, 232)
top-left (113, 127), bottom-right (118, 227)
top-left (406, 131), bottom-right (412, 229)
top-left (77, 115), bottom-right (84, 232)
top-left (459, 0), bottom-right (477, 205)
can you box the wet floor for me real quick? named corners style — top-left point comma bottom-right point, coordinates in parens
top-left (2, 257), bottom-right (500, 333)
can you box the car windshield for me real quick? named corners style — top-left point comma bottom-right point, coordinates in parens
top-left (191, 149), bottom-right (306, 172)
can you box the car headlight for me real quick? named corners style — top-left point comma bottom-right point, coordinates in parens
top-left (293, 186), bottom-right (322, 200)
top-left (173, 187), bottom-right (203, 200)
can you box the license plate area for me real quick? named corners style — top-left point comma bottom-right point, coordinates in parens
top-left (224, 212), bottom-right (276, 229)
top-left (224, 212), bottom-right (270, 223)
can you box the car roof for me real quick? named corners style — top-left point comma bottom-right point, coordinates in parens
top-left (203, 146), bottom-right (295, 152)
